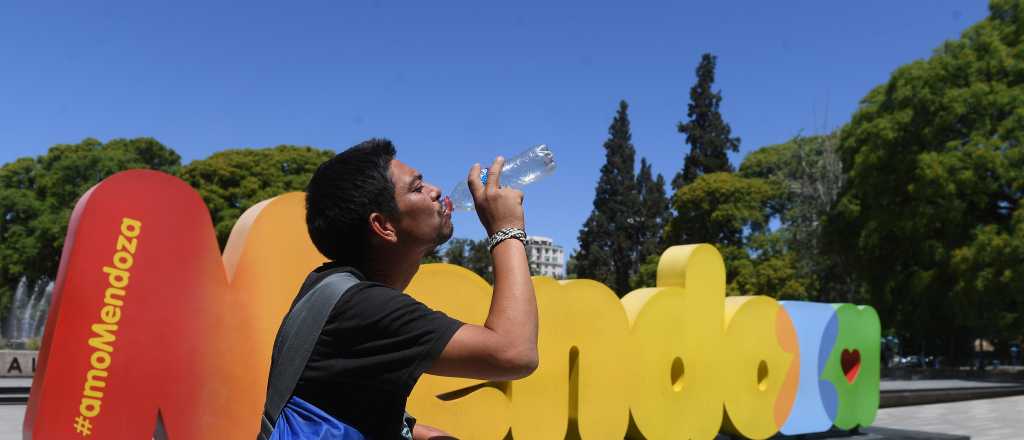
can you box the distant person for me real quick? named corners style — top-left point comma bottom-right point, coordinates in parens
top-left (262, 139), bottom-right (538, 439)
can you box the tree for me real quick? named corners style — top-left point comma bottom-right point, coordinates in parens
top-left (823, 0), bottom-right (1024, 362)
top-left (738, 133), bottom-right (852, 302)
top-left (663, 172), bottom-right (781, 293)
top-left (631, 255), bottom-right (660, 290)
top-left (665, 173), bottom-right (777, 252)
top-left (565, 252), bottom-right (578, 279)
top-left (741, 134), bottom-right (844, 238)
top-left (629, 158), bottom-right (670, 289)
top-left (729, 231), bottom-right (812, 299)
top-left (642, 133), bottom-right (845, 297)
top-left (441, 238), bottom-right (493, 282)
top-left (673, 53), bottom-right (741, 190)
top-left (179, 145), bottom-right (335, 249)
top-left (0, 138), bottom-right (181, 331)
top-left (575, 101), bottom-right (642, 296)
top-left (466, 239), bottom-right (494, 283)
top-left (441, 238), bottom-right (472, 267)
top-left (576, 214), bottom-right (612, 286)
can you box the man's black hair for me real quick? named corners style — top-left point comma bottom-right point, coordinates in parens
top-left (306, 138), bottom-right (399, 266)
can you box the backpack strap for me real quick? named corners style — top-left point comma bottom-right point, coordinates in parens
top-left (258, 271), bottom-right (361, 439)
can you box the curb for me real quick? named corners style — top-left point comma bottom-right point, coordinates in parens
top-left (880, 385), bottom-right (1024, 408)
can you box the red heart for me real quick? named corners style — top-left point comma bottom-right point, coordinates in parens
top-left (841, 349), bottom-right (861, 383)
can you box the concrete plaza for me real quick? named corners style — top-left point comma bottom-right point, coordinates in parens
top-left (872, 395), bottom-right (1024, 440)
top-left (3, 394), bottom-right (1023, 439)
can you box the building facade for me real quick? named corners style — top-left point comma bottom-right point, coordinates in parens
top-left (525, 235), bottom-right (565, 279)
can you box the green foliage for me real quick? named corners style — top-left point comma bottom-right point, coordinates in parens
top-left (663, 133), bottom-right (847, 300)
top-left (565, 252), bottom-right (578, 279)
top-left (441, 238), bottom-right (493, 282)
top-left (728, 233), bottom-right (812, 299)
top-left (442, 238), bottom-right (472, 267)
top-left (576, 101), bottom-right (643, 296)
top-left (576, 214), bottom-right (613, 288)
top-left (665, 172), bottom-right (779, 249)
top-left (466, 240), bottom-right (493, 283)
top-left (950, 213), bottom-right (1024, 341)
top-left (0, 138), bottom-right (181, 320)
top-left (664, 172), bottom-right (784, 293)
top-left (824, 0), bottom-right (1024, 357)
top-left (630, 254), bottom-right (660, 290)
top-left (738, 140), bottom-right (799, 181)
top-left (673, 53), bottom-right (741, 190)
top-left (635, 159), bottom-right (671, 275)
top-left (738, 133), bottom-right (853, 302)
top-left (179, 145), bottom-right (335, 249)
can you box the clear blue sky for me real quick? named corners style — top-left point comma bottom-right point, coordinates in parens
top-left (0, 1), bottom-right (989, 255)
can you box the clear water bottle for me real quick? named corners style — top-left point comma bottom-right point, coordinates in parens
top-left (447, 144), bottom-right (556, 212)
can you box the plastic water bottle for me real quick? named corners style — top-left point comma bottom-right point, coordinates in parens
top-left (447, 144), bottom-right (556, 212)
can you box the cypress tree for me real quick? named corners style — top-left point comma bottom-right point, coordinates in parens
top-left (576, 214), bottom-right (613, 286)
top-left (576, 100), bottom-right (641, 296)
top-left (634, 158), bottom-right (670, 273)
top-left (672, 53), bottom-right (741, 190)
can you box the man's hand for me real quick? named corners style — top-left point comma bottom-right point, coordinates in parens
top-left (412, 423), bottom-right (456, 440)
top-left (468, 157), bottom-right (525, 235)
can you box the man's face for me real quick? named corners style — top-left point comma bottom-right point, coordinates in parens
top-left (388, 159), bottom-right (454, 250)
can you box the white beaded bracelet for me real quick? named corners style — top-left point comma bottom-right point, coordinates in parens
top-left (487, 227), bottom-right (527, 253)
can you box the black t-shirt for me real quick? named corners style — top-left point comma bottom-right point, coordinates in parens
top-left (292, 263), bottom-right (463, 439)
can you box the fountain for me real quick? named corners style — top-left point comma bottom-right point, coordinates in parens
top-left (2, 276), bottom-right (53, 348)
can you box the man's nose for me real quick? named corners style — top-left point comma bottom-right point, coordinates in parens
top-left (428, 184), bottom-right (441, 201)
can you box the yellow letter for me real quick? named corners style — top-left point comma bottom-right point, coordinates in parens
top-left (100, 305), bottom-right (121, 324)
top-left (79, 398), bottom-right (101, 418)
top-left (622, 244), bottom-right (726, 440)
top-left (112, 251), bottom-right (134, 270)
top-left (90, 351), bottom-right (111, 370)
top-left (104, 288), bottom-right (125, 307)
top-left (88, 323), bottom-right (118, 353)
top-left (83, 369), bottom-right (108, 399)
top-left (720, 296), bottom-right (797, 439)
top-left (507, 277), bottom-right (630, 439)
top-left (406, 264), bottom-right (512, 440)
top-left (102, 266), bottom-right (129, 289)
top-left (120, 217), bottom-right (142, 238)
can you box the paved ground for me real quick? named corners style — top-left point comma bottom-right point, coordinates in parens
top-left (872, 395), bottom-right (1024, 440)
top-left (0, 405), bottom-right (21, 440)
top-left (5, 381), bottom-right (1023, 439)
top-left (6, 396), bottom-right (1024, 439)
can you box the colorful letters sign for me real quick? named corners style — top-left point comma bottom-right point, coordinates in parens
top-left (25, 170), bottom-right (879, 439)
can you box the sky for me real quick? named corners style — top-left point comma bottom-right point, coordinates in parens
top-left (0, 1), bottom-right (991, 258)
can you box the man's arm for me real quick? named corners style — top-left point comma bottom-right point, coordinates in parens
top-left (427, 157), bottom-right (539, 381)
top-left (412, 423), bottom-right (456, 440)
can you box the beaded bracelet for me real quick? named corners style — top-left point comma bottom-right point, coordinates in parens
top-left (487, 227), bottom-right (527, 253)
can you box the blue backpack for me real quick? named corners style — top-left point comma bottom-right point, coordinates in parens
top-left (258, 272), bottom-right (366, 440)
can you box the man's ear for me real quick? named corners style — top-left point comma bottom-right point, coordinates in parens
top-left (368, 212), bottom-right (399, 244)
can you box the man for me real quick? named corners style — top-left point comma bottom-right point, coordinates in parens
top-left (292, 138), bottom-right (538, 439)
